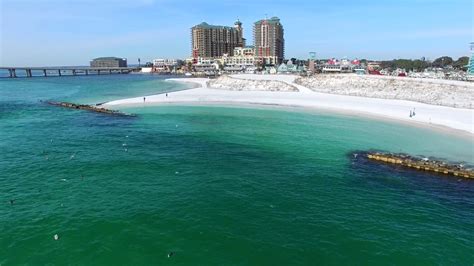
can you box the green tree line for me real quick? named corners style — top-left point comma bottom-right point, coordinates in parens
top-left (378, 56), bottom-right (469, 71)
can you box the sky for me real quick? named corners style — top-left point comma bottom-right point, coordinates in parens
top-left (0, 0), bottom-right (472, 66)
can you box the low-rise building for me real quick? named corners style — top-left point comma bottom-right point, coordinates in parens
top-left (223, 65), bottom-right (246, 73)
top-left (153, 59), bottom-right (183, 72)
top-left (193, 63), bottom-right (219, 75)
top-left (90, 57), bottom-right (127, 68)
top-left (277, 60), bottom-right (305, 74)
top-left (222, 46), bottom-right (256, 66)
top-left (321, 58), bottom-right (360, 73)
top-left (367, 61), bottom-right (381, 71)
top-left (153, 59), bottom-right (182, 67)
top-left (468, 43), bottom-right (474, 79)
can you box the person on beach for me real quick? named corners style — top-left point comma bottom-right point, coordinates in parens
top-left (413, 108), bottom-right (416, 116)
top-left (409, 110), bottom-right (412, 117)
top-left (166, 93), bottom-right (168, 97)
top-left (143, 97), bottom-right (146, 103)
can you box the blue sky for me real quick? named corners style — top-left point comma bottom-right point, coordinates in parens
top-left (1, 0), bottom-right (472, 66)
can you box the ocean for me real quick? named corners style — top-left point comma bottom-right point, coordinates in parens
top-left (1, 74), bottom-right (473, 265)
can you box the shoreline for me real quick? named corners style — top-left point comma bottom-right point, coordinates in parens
top-left (115, 100), bottom-right (474, 141)
top-left (104, 76), bottom-right (474, 137)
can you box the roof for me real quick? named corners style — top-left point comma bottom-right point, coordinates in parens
top-left (92, 57), bottom-right (125, 61)
top-left (193, 22), bottom-right (234, 30)
top-left (255, 17), bottom-right (282, 25)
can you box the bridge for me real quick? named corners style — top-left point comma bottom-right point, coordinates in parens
top-left (0, 66), bottom-right (141, 78)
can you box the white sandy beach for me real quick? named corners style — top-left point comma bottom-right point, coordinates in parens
top-left (296, 74), bottom-right (474, 109)
top-left (104, 74), bottom-right (474, 135)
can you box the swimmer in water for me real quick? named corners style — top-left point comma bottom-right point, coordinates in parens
top-left (167, 252), bottom-right (174, 258)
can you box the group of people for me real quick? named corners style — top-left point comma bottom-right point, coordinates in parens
top-left (143, 93), bottom-right (169, 103)
top-left (409, 108), bottom-right (416, 118)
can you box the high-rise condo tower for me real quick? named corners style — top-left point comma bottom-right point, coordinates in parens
top-left (191, 20), bottom-right (245, 60)
top-left (254, 17), bottom-right (284, 65)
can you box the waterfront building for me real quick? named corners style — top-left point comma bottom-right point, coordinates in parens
top-left (195, 57), bottom-right (220, 65)
top-left (193, 63), bottom-right (219, 75)
top-left (254, 17), bottom-right (284, 65)
top-left (469, 42), bottom-right (474, 78)
top-left (90, 57), bottom-right (127, 68)
top-left (222, 46), bottom-right (256, 67)
top-left (277, 62), bottom-right (288, 73)
top-left (223, 65), bottom-right (246, 73)
top-left (191, 20), bottom-right (245, 60)
top-left (321, 58), bottom-right (360, 73)
top-left (152, 59), bottom-right (183, 72)
top-left (286, 60), bottom-right (297, 72)
top-left (308, 52), bottom-right (317, 73)
top-left (153, 59), bottom-right (182, 67)
top-left (262, 66), bottom-right (277, 74)
top-left (354, 67), bottom-right (367, 75)
top-left (367, 61), bottom-right (381, 71)
top-left (277, 60), bottom-right (305, 74)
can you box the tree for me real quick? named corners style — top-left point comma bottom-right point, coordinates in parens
top-left (186, 61), bottom-right (193, 72)
top-left (412, 59), bottom-right (428, 72)
top-left (453, 56), bottom-right (469, 70)
top-left (432, 56), bottom-right (453, 68)
top-left (380, 59), bottom-right (430, 72)
top-left (380, 60), bottom-right (396, 70)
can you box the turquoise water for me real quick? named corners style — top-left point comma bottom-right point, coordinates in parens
top-left (1, 75), bottom-right (473, 265)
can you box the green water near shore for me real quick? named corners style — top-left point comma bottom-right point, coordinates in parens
top-left (1, 75), bottom-right (473, 265)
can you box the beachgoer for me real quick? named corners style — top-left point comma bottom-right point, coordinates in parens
top-left (409, 110), bottom-right (412, 117)
top-left (413, 108), bottom-right (416, 116)
top-left (166, 93), bottom-right (168, 97)
top-left (143, 97), bottom-right (146, 103)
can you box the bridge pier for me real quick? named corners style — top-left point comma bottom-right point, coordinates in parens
top-left (9, 69), bottom-right (17, 78)
top-left (1, 67), bottom-right (136, 78)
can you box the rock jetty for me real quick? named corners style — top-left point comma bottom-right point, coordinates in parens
top-left (45, 101), bottom-right (134, 117)
top-left (359, 151), bottom-right (473, 179)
